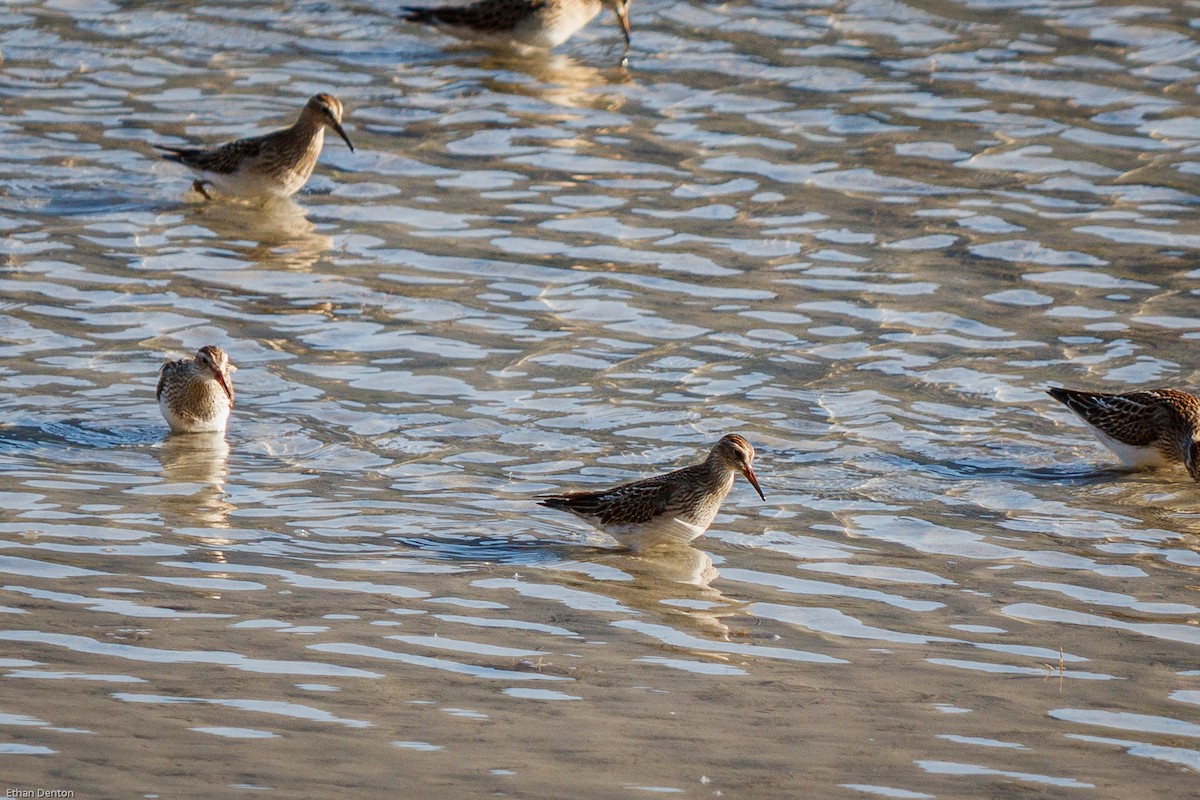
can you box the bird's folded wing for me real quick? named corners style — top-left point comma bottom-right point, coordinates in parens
top-left (541, 480), bottom-right (675, 526)
top-left (156, 136), bottom-right (265, 174)
top-left (155, 362), bottom-right (174, 402)
top-left (403, 0), bottom-right (549, 32)
top-left (1055, 390), bottom-right (1167, 446)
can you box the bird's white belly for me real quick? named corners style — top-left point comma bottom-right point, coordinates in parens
top-left (1090, 428), bottom-right (1168, 468)
top-left (513, 1), bottom-right (601, 47)
top-left (608, 516), bottom-right (709, 549)
top-left (206, 168), bottom-right (301, 199)
top-left (160, 396), bottom-right (231, 434)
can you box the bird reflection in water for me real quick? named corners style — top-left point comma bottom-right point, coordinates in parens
top-left (478, 52), bottom-right (632, 109)
top-left (187, 196), bottom-right (334, 271)
top-left (564, 542), bottom-right (737, 639)
top-left (158, 431), bottom-right (234, 529)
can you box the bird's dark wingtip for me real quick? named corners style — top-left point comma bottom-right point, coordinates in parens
top-left (536, 495), bottom-right (566, 510)
top-left (153, 144), bottom-right (187, 164)
top-left (401, 6), bottom-right (435, 22)
top-left (1046, 386), bottom-right (1071, 404)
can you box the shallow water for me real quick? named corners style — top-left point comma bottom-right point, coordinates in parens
top-left (2, 0), bottom-right (1200, 797)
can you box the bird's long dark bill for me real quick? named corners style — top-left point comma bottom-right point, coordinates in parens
top-left (214, 371), bottom-right (233, 402)
top-left (332, 121), bottom-right (355, 152)
top-left (616, 9), bottom-right (631, 46)
top-left (742, 466), bottom-right (765, 501)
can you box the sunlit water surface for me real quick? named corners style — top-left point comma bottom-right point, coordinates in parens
top-left (2, 0), bottom-right (1200, 796)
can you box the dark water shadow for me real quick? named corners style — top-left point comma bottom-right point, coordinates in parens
top-left (4, 185), bottom-right (166, 219)
top-left (390, 534), bottom-right (617, 567)
top-left (923, 456), bottom-right (1138, 486)
top-left (0, 421), bottom-right (162, 451)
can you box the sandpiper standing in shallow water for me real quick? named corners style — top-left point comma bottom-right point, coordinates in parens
top-left (402, 0), bottom-right (632, 51)
top-left (157, 346), bottom-right (236, 434)
top-left (539, 434), bottom-right (765, 549)
top-left (1047, 386), bottom-right (1200, 480)
top-left (156, 93), bottom-right (354, 201)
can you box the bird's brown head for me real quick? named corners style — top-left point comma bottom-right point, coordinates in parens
top-left (196, 345), bottom-right (235, 402)
top-left (305, 93), bottom-right (354, 152)
top-left (711, 433), bottom-right (764, 500)
top-left (604, 0), bottom-right (632, 46)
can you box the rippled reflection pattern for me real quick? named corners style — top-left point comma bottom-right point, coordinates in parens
top-left (2, 0), bottom-right (1199, 797)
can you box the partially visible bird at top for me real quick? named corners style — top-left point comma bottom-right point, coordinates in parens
top-left (538, 434), bottom-right (765, 550)
top-left (1047, 386), bottom-right (1200, 480)
top-left (401, 0), bottom-right (632, 52)
top-left (155, 93), bottom-right (354, 202)
top-left (157, 345), bottom-right (236, 434)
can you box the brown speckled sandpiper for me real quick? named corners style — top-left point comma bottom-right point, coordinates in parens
top-left (155, 93), bottom-right (353, 201)
top-left (539, 434), bottom-right (765, 548)
top-left (1048, 386), bottom-right (1200, 479)
top-left (402, 0), bottom-right (631, 51)
top-left (157, 346), bottom-right (236, 434)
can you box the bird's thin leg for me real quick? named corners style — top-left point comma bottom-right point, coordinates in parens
top-left (192, 180), bottom-right (213, 200)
